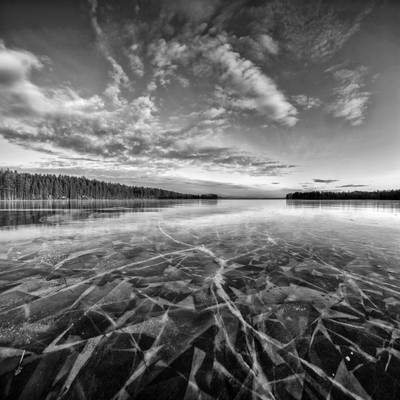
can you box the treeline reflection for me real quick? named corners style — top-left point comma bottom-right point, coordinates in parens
top-left (0, 199), bottom-right (218, 228)
top-left (286, 199), bottom-right (400, 212)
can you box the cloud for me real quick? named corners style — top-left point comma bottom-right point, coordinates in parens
top-left (202, 35), bottom-right (298, 126)
top-left (292, 95), bottom-right (321, 110)
top-left (1, 75), bottom-right (295, 179)
top-left (313, 179), bottom-right (339, 183)
top-left (158, 145), bottom-right (296, 176)
top-left (0, 41), bottom-right (42, 85)
top-left (148, 38), bottom-right (189, 87)
top-left (1, 0), bottom-right (379, 195)
top-left (0, 42), bottom-right (104, 118)
top-left (328, 66), bottom-right (372, 126)
top-left (203, 107), bottom-right (226, 119)
top-left (264, 0), bottom-right (373, 63)
top-left (337, 184), bottom-right (367, 188)
top-left (0, 92), bottom-right (159, 165)
top-left (0, 41), bottom-right (49, 115)
top-left (49, 88), bottom-right (105, 114)
top-left (0, 117), bottom-right (295, 178)
top-left (0, 38), bottom-right (295, 182)
top-left (88, 0), bottom-right (129, 107)
top-left (258, 34), bottom-right (279, 55)
top-left (126, 44), bottom-right (145, 78)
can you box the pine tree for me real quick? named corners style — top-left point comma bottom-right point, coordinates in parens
top-left (0, 170), bottom-right (218, 200)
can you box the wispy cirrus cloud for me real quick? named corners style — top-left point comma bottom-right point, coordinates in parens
top-left (88, 0), bottom-right (129, 107)
top-left (201, 34), bottom-right (298, 127)
top-left (269, 0), bottom-right (373, 63)
top-left (328, 66), bottom-right (372, 126)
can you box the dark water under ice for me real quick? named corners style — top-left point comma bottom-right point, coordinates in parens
top-left (0, 199), bottom-right (400, 400)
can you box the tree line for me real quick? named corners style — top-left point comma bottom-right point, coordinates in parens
top-left (286, 190), bottom-right (400, 200)
top-left (0, 169), bottom-right (217, 200)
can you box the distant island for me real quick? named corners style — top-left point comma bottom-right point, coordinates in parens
top-left (0, 170), bottom-right (217, 200)
top-left (286, 190), bottom-right (400, 200)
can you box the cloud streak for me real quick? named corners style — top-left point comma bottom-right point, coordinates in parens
top-left (313, 179), bottom-right (339, 184)
top-left (202, 35), bottom-right (298, 126)
top-left (337, 184), bottom-right (367, 188)
top-left (88, 0), bottom-right (129, 107)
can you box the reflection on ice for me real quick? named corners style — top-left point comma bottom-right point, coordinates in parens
top-left (287, 199), bottom-right (400, 212)
top-left (0, 200), bottom-right (400, 399)
top-left (0, 199), bottom-right (216, 229)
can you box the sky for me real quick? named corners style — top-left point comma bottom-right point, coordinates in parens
top-left (0, 0), bottom-right (399, 197)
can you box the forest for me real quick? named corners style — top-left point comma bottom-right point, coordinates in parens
top-left (0, 169), bottom-right (217, 200)
top-left (286, 190), bottom-right (400, 200)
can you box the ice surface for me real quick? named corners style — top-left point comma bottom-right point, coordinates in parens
top-left (0, 199), bottom-right (400, 399)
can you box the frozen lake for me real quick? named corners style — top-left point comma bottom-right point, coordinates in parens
top-left (0, 199), bottom-right (400, 399)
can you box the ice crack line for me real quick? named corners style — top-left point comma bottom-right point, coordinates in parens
top-left (157, 223), bottom-right (284, 353)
